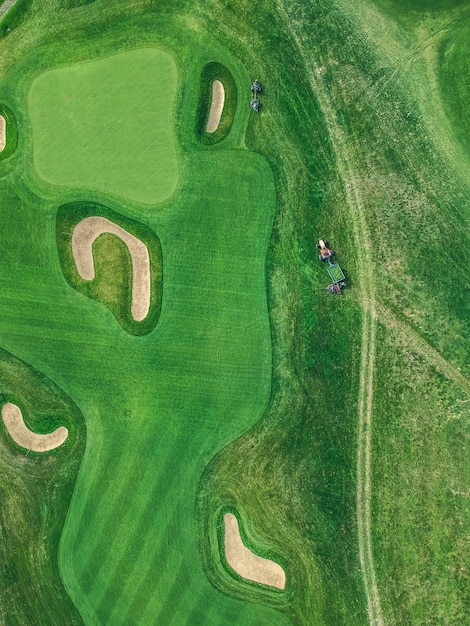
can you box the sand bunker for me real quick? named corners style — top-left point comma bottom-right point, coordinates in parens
top-left (0, 115), bottom-right (5, 152)
top-left (1, 402), bottom-right (68, 452)
top-left (224, 512), bottom-right (286, 590)
top-left (205, 80), bottom-right (225, 133)
top-left (72, 216), bottom-right (150, 322)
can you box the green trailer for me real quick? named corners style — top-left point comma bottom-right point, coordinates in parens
top-left (327, 259), bottom-right (345, 284)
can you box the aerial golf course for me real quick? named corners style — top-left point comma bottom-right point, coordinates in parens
top-left (0, 1), bottom-right (469, 625)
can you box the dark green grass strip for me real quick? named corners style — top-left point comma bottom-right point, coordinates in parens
top-left (67, 0), bottom-right (95, 7)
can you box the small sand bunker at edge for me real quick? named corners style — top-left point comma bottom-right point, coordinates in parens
top-left (1, 402), bottom-right (68, 452)
top-left (224, 512), bottom-right (286, 590)
top-left (206, 80), bottom-right (225, 133)
top-left (72, 216), bottom-right (151, 322)
top-left (0, 115), bottom-right (6, 152)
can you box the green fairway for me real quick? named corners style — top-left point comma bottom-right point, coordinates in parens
top-left (1, 1), bottom-right (469, 625)
top-left (28, 48), bottom-right (179, 206)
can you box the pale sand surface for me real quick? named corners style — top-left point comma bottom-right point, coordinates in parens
top-left (0, 115), bottom-right (5, 152)
top-left (0, 0), bottom-right (16, 21)
top-left (72, 216), bottom-right (150, 322)
top-left (224, 513), bottom-right (286, 590)
top-left (205, 80), bottom-right (225, 133)
top-left (1, 402), bottom-right (68, 452)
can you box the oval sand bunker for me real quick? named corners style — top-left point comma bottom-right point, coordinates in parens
top-left (224, 512), bottom-right (286, 590)
top-left (0, 115), bottom-right (5, 152)
top-left (72, 216), bottom-right (151, 322)
top-left (1, 402), bottom-right (68, 452)
top-left (206, 80), bottom-right (225, 133)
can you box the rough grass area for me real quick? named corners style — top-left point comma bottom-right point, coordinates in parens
top-left (372, 323), bottom-right (470, 624)
top-left (56, 201), bottom-right (163, 336)
top-left (196, 61), bottom-right (237, 145)
top-left (0, 348), bottom-right (85, 626)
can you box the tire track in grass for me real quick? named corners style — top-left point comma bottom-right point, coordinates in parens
top-left (376, 303), bottom-right (470, 396)
top-left (356, 308), bottom-right (382, 626)
top-left (278, 3), bottom-right (384, 623)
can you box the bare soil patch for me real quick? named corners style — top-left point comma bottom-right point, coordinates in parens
top-left (205, 80), bottom-right (225, 132)
top-left (1, 402), bottom-right (68, 452)
top-left (0, 115), bottom-right (5, 152)
top-left (72, 216), bottom-right (150, 322)
top-left (223, 512), bottom-right (285, 590)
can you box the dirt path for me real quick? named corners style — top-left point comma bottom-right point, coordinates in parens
top-left (205, 80), bottom-right (225, 132)
top-left (72, 216), bottom-right (150, 322)
top-left (0, 115), bottom-right (5, 152)
top-left (1, 402), bottom-right (68, 452)
top-left (224, 513), bottom-right (286, 589)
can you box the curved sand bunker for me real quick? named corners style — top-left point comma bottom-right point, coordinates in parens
top-left (1, 402), bottom-right (68, 452)
top-left (206, 80), bottom-right (225, 133)
top-left (72, 216), bottom-right (150, 322)
top-left (0, 115), bottom-right (5, 152)
top-left (224, 512), bottom-right (286, 590)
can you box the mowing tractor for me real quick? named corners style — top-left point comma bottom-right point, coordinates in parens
top-left (250, 80), bottom-right (262, 112)
top-left (326, 281), bottom-right (346, 294)
top-left (316, 238), bottom-right (334, 261)
top-left (317, 237), bottom-right (347, 294)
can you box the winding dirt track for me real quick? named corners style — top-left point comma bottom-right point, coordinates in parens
top-left (224, 513), bottom-right (286, 589)
top-left (1, 402), bottom-right (68, 452)
top-left (205, 80), bottom-right (225, 132)
top-left (0, 115), bottom-right (5, 152)
top-left (72, 216), bottom-right (150, 322)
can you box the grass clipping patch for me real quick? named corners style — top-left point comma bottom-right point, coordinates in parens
top-left (196, 62), bottom-right (237, 144)
top-left (57, 201), bottom-right (163, 336)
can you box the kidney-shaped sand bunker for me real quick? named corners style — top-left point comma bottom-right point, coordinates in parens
top-left (72, 216), bottom-right (151, 322)
top-left (1, 402), bottom-right (68, 452)
top-left (224, 512), bottom-right (286, 590)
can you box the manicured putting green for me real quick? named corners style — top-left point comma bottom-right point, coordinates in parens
top-left (28, 47), bottom-right (179, 205)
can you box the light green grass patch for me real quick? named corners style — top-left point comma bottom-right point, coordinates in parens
top-left (28, 47), bottom-right (179, 206)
